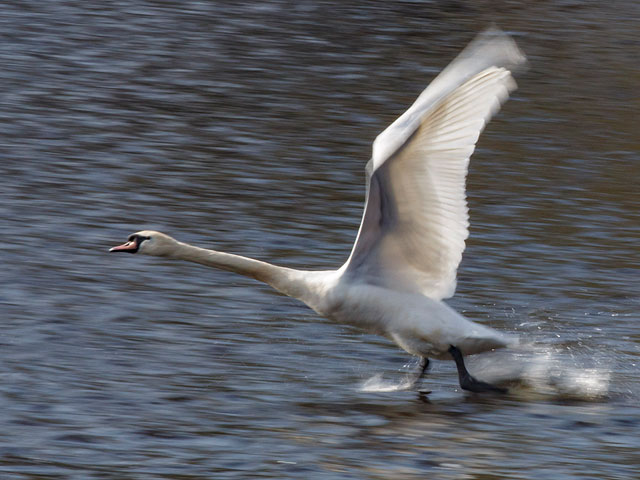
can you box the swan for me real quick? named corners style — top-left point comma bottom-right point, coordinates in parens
top-left (110, 29), bottom-right (526, 393)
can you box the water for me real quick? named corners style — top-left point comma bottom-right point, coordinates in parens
top-left (1, 1), bottom-right (639, 478)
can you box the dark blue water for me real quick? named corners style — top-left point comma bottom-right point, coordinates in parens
top-left (1, 2), bottom-right (639, 479)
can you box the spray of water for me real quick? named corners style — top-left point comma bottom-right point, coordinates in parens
top-left (359, 343), bottom-right (612, 400)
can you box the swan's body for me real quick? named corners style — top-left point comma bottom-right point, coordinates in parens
top-left (111, 29), bottom-right (526, 391)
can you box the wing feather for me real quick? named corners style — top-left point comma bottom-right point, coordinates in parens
top-left (343, 29), bottom-right (526, 300)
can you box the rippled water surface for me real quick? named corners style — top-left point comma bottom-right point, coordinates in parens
top-left (1, 2), bottom-right (639, 479)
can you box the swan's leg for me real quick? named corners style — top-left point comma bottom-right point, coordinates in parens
top-left (408, 356), bottom-right (430, 388)
top-left (448, 346), bottom-right (507, 394)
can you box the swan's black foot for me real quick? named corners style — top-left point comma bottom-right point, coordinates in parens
top-left (408, 356), bottom-right (430, 389)
top-left (459, 372), bottom-right (507, 394)
top-left (448, 345), bottom-right (507, 394)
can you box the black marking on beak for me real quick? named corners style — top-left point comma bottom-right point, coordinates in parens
top-left (110, 234), bottom-right (150, 254)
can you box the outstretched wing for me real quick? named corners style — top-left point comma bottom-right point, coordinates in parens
top-left (342, 29), bottom-right (526, 300)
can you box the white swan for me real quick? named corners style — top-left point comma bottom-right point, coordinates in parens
top-left (111, 29), bottom-right (526, 393)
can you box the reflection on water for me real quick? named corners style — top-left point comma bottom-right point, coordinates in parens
top-left (1, 1), bottom-right (639, 479)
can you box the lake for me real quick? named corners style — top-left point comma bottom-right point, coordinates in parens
top-left (1, 1), bottom-right (639, 479)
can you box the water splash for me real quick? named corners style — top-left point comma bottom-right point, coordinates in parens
top-left (360, 373), bottom-right (417, 393)
top-left (466, 343), bottom-right (612, 400)
top-left (359, 359), bottom-right (427, 393)
top-left (359, 344), bottom-right (612, 400)
top-left (514, 347), bottom-right (611, 400)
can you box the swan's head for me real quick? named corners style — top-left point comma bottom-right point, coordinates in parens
top-left (109, 230), bottom-right (178, 257)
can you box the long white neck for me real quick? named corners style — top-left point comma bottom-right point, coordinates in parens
top-left (166, 241), bottom-right (327, 304)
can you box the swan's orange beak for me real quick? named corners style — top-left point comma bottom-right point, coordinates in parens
top-left (109, 240), bottom-right (138, 253)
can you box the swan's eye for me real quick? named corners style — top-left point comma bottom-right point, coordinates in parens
top-left (135, 235), bottom-right (151, 245)
top-left (127, 234), bottom-right (150, 245)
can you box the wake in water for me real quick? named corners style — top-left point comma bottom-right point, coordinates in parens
top-left (360, 343), bottom-right (612, 400)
